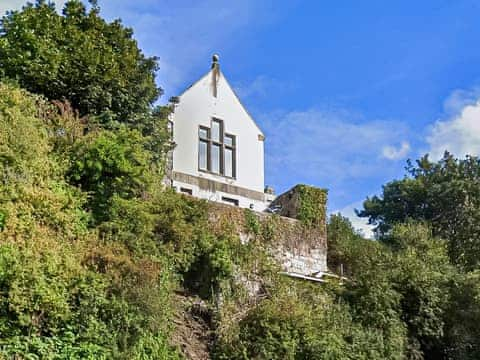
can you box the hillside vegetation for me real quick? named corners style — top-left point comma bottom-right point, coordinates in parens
top-left (1, 1), bottom-right (480, 359)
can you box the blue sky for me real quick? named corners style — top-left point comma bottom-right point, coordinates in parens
top-left (3, 0), bottom-right (480, 235)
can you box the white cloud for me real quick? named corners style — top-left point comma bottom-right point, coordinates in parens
top-left (331, 201), bottom-right (375, 239)
top-left (97, 0), bottom-right (273, 100)
top-left (442, 87), bottom-right (480, 115)
top-left (0, 0), bottom-right (27, 14)
top-left (427, 99), bottom-right (480, 159)
top-left (0, 0), bottom-right (66, 15)
top-left (263, 108), bottom-right (410, 187)
top-left (234, 75), bottom-right (286, 100)
top-left (382, 141), bottom-right (410, 160)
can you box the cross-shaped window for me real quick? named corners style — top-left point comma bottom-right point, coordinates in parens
top-left (199, 118), bottom-right (236, 178)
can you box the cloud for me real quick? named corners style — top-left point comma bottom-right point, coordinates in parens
top-left (382, 141), bottom-right (410, 160)
top-left (96, 0), bottom-right (274, 99)
top-left (234, 75), bottom-right (287, 100)
top-left (0, 0), bottom-right (66, 15)
top-left (0, 0), bottom-right (27, 14)
top-left (442, 87), bottom-right (480, 115)
top-left (263, 108), bottom-right (411, 191)
top-left (331, 201), bottom-right (375, 239)
top-left (427, 98), bottom-right (480, 159)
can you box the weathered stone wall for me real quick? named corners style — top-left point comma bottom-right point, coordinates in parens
top-left (207, 202), bottom-right (327, 278)
top-left (269, 184), bottom-right (328, 228)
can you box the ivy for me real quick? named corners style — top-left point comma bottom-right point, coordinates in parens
top-left (244, 208), bottom-right (261, 235)
top-left (296, 184), bottom-right (328, 228)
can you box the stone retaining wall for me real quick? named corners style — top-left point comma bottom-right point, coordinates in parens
top-left (207, 202), bottom-right (327, 278)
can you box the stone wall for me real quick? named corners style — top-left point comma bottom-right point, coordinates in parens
top-left (206, 201), bottom-right (327, 278)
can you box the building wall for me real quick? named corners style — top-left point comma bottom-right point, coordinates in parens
top-left (207, 202), bottom-right (328, 278)
top-left (172, 179), bottom-right (268, 211)
top-left (171, 69), bottom-right (266, 210)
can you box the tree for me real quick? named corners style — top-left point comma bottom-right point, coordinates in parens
top-left (327, 214), bottom-right (366, 276)
top-left (0, 0), bottom-right (160, 121)
top-left (68, 126), bottom-right (153, 223)
top-left (214, 279), bottom-right (407, 360)
top-left (343, 223), bottom-right (453, 360)
top-left (443, 270), bottom-right (480, 359)
top-left (358, 153), bottom-right (480, 270)
top-left (0, 82), bottom-right (179, 358)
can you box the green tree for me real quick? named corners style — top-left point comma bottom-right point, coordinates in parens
top-left (358, 153), bottom-right (480, 270)
top-left (0, 82), bottom-right (179, 359)
top-left (443, 270), bottom-right (480, 360)
top-left (343, 223), bottom-right (453, 359)
top-left (0, 0), bottom-right (160, 121)
top-left (214, 279), bottom-right (406, 360)
top-left (68, 127), bottom-right (154, 223)
top-left (327, 214), bottom-right (366, 276)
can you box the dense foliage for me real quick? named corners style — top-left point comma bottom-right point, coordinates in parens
top-left (1, 1), bottom-right (480, 359)
top-left (0, 0), bottom-right (160, 121)
top-left (296, 184), bottom-right (328, 228)
top-left (355, 152), bottom-right (480, 358)
top-left (0, 83), bottom-right (178, 358)
top-left (358, 154), bottom-right (480, 270)
top-left (215, 217), bottom-right (458, 360)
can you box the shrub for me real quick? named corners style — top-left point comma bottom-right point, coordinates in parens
top-left (68, 127), bottom-right (153, 223)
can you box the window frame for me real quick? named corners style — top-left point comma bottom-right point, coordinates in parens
top-left (198, 118), bottom-right (236, 179)
top-left (198, 126), bottom-right (210, 171)
top-left (224, 133), bottom-right (236, 178)
top-left (222, 196), bottom-right (239, 206)
top-left (180, 187), bottom-right (193, 195)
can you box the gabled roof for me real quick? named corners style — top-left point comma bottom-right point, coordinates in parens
top-left (175, 67), bottom-right (265, 137)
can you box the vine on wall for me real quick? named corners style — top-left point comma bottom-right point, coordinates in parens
top-left (296, 185), bottom-right (328, 228)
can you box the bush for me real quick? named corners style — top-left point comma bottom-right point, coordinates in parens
top-left (68, 127), bottom-right (153, 223)
top-left (214, 279), bottom-right (405, 360)
top-left (0, 82), bottom-right (178, 358)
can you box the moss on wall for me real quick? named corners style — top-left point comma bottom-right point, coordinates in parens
top-left (207, 201), bottom-right (327, 251)
top-left (296, 184), bottom-right (328, 228)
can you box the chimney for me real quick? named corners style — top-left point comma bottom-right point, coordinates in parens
top-left (211, 54), bottom-right (220, 97)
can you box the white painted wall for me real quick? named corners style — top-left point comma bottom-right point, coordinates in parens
top-left (171, 67), bottom-right (266, 209)
top-left (172, 180), bottom-right (268, 211)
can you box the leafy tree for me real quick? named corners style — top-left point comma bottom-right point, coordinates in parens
top-left (0, 0), bottom-right (160, 121)
top-left (343, 223), bottom-right (453, 359)
top-left (443, 270), bottom-right (480, 360)
top-left (327, 214), bottom-right (366, 276)
top-left (214, 279), bottom-right (406, 360)
top-left (0, 82), bottom-right (52, 182)
top-left (68, 126), bottom-right (154, 223)
top-left (0, 82), bottom-right (179, 359)
top-left (358, 153), bottom-right (480, 270)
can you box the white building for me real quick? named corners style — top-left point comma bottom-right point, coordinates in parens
top-left (167, 55), bottom-right (274, 211)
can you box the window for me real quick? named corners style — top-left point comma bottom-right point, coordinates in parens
top-left (180, 187), bottom-right (192, 195)
top-left (198, 119), bottom-right (236, 178)
top-left (222, 196), bottom-right (239, 206)
top-left (224, 148), bottom-right (233, 177)
top-left (224, 134), bottom-right (235, 177)
top-left (224, 134), bottom-right (234, 147)
top-left (199, 141), bottom-right (208, 170)
top-left (211, 144), bottom-right (221, 173)
top-left (199, 127), bottom-right (209, 171)
top-left (199, 127), bottom-right (209, 140)
top-left (211, 120), bottom-right (221, 142)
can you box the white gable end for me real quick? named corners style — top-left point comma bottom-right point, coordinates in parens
top-left (169, 57), bottom-right (270, 211)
